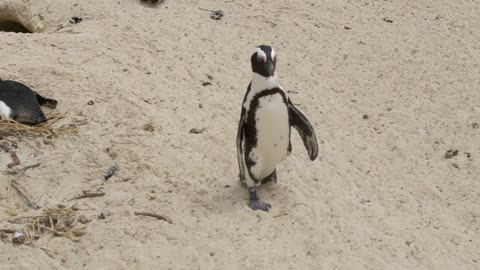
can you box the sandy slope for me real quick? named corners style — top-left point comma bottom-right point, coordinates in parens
top-left (0, 0), bottom-right (479, 269)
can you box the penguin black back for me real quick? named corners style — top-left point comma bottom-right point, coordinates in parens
top-left (0, 80), bottom-right (56, 125)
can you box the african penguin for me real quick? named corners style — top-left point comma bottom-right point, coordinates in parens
top-left (236, 45), bottom-right (319, 211)
top-left (0, 79), bottom-right (57, 125)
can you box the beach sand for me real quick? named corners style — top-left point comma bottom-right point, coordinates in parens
top-left (0, 0), bottom-right (479, 269)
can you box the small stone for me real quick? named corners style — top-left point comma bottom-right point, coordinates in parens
top-left (98, 210), bottom-right (111, 220)
top-left (209, 252), bottom-right (215, 256)
top-left (344, 26), bottom-right (351, 30)
top-left (87, 100), bottom-right (94, 105)
top-left (71, 228), bottom-right (86, 237)
top-left (363, 114), bottom-right (369, 120)
top-left (12, 231), bottom-right (26, 244)
top-left (78, 215), bottom-right (91, 224)
top-left (104, 163), bottom-right (118, 180)
top-left (69, 17), bottom-right (83, 24)
top-left (472, 122), bottom-right (479, 129)
top-left (143, 124), bottom-right (154, 132)
top-left (189, 128), bottom-right (205, 134)
top-left (210, 10), bottom-right (224, 20)
top-left (445, 149), bottom-right (458, 159)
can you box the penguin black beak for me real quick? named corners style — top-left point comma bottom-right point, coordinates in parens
top-left (266, 61), bottom-right (275, 77)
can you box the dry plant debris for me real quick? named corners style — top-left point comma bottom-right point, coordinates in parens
top-left (1, 207), bottom-right (89, 247)
top-left (134, 211), bottom-right (173, 224)
top-left (0, 141), bottom-right (20, 168)
top-left (3, 162), bottom-right (41, 176)
top-left (198, 8), bottom-right (224, 20)
top-left (0, 112), bottom-right (79, 139)
top-left (68, 190), bottom-right (106, 201)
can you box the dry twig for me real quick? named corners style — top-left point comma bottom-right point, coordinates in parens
top-left (0, 141), bottom-right (20, 168)
top-left (4, 162), bottom-right (41, 176)
top-left (10, 179), bottom-right (39, 209)
top-left (68, 191), bottom-right (105, 201)
top-left (134, 211), bottom-right (173, 224)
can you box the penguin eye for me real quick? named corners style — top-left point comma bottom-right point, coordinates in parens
top-left (257, 55), bottom-right (266, 63)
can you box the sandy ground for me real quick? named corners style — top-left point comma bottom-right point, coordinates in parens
top-left (0, 0), bottom-right (479, 269)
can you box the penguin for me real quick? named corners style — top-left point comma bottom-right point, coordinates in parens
top-left (236, 45), bottom-right (319, 211)
top-left (0, 79), bottom-right (57, 125)
top-left (140, 0), bottom-right (163, 5)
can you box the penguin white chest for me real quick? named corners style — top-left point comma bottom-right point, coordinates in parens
top-left (250, 93), bottom-right (290, 180)
top-left (0, 101), bottom-right (12, 119)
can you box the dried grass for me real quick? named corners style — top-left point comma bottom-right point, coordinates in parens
top-left (0, 112), bottom-right (79, 139)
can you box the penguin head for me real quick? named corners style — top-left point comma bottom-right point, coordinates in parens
top-left (251, 45), bottom-right (277, 77)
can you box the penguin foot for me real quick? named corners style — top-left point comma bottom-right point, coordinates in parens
top-left (248, 199), bottom-right (271, 211)
top-left (247, 187), bottom-right (271, 211)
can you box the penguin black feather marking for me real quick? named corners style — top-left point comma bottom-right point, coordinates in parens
top-left (0, 80), bottom-right (57, 125)
top-left (236, 45), bottom-right (319, 211)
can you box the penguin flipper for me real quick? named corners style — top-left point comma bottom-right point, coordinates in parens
top-left (236, 109), bottom-right (247, 181)
top-left (288, 98), bottom-right (318, 160)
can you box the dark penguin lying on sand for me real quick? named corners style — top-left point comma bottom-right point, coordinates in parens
top-left (236, 45), bottom-right (319, 211)
top-left (0, 79), bottom-right (57, 125)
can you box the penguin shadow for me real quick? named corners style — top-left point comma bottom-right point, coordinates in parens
top-left (208, 178), bottom-right (278, 213)
top-left (202, 180), bottom-right (243, 213)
